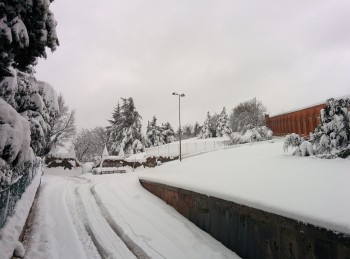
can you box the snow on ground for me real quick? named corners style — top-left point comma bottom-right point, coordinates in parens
top-left (0, 168), bottom-right (42, 259)
top-left (140, 138), bottom-right (350, 235)
top-left (23, 167), bottom-right (239, 259)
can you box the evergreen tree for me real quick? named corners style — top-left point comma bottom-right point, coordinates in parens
top-left (209, 113), bottom-right (219, 137)
top-left (161, 122), bottom-right (177, 144)
top-left (193, 122), bottom-right (201, 137)
top-left (107, 102), bottom-right (123, 152)
top-left (182, 124), bottom-right (193, 139)
top-left (310, 98), bottom-right (350, 157)
top-left (0, 1), bottom-right (60, 185)
top-left (199, 112), bottom-right (212, 139)
top-left (107, 97), bottom-right (144, 157)
top-left (146, 116), bottom-right (163, 146)
top-left (0, 0), bottom-right (59, 74)
top-left (216, 107), bottom-right (232, 137)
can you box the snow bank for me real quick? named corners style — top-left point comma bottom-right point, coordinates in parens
top-left (0, 167), bottom-right (42, 259)
top-left (140, 139), bottom-right (350, 235)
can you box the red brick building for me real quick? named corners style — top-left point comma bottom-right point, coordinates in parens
top-left (265, 103), bottom-right (326, 137)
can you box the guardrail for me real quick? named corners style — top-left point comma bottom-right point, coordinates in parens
top-left (0, 158), bottom-right (42, 229)
top-left (145, 139), bottom-right (231, 157)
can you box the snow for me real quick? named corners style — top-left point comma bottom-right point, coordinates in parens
top-left (37, 81), bottom-right (59, 114)
top-left (102, 145), bottom-right (108, 157)
top-left (124, 152), bottom-right (147, 163)
top-left (0, 97), bottom-right (33, 166)
top-left (0, 68), bottom-right (17, 107)
top-left (140, 139), bottom-right (350, 235)
top-left (0, 167), bottom-right (42, 259)
top-left (145, 136), bottom-right (230, 157)
top-left (23, 169), bottom-right (238, 258)
top-left (0, 17), bottom-right (12, 43)
top-left (10, 17), bottom-right (29, 48)
top-left (82, 163), bottom-right (93, 174)
top-left (30, 93), bottom-right (44, 114)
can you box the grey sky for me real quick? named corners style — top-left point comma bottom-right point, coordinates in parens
top-left (36, 0), bottom-right (350, 131)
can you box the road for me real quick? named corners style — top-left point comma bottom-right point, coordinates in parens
top-left (22, 169), bottom-right (239, 259)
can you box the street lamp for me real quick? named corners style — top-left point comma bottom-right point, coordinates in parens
top-left (172, 92), bottom-right (185, 161)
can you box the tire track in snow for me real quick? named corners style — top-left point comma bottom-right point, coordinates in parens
top-left (90, 185), bottom-right (152, 259)
top-left (67, 177), bottom-right (136, 259)
top-left (93, 183), bottom-right (167, 259)
top-left (74, 187), bottom-right (111, 259)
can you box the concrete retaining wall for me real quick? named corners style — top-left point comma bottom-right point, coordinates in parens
top-left (140, 180), bottom-right (350, 259)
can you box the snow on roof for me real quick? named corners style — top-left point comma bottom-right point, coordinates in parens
top-left (269, 94), bottom-right (350, 117)
top-left (101, 156), bottom-right (123, 161)
top-left (102, 145), bottom-right (109, 157)
top-left (124, 152), bottom-right (147, 163)
top-left (50, 153), bottom-right (76, 159)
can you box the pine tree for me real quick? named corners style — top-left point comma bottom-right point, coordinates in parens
top-left (0, 0), bottom-right (59, 74)
top-left (107, 97), bottom-right (144, 157)
top-left (161, 122), bottom-right (177, 144)
top-left (199, 112), bottom-right (212, 139)
top-left (209, 113), bottom-right (219, 137)
top-left (193, 122), bottom-right (200, 137)
top-left (216, 107), bottom-right (232, 137)
top-left (0, 0), bottom-right (60, 185)
top-left (310, 98), bottom-right (350, 156)
top-left (107, 102), bottom-right (123, 153)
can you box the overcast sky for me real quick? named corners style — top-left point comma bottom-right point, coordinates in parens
top-left (35, 0), bottom-right (350, 131)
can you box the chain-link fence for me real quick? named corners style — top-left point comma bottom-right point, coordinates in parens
top-left (0, 159), bottom-right (42, 229)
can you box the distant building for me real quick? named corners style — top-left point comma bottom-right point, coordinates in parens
top-left (45, 146), bottom-right (81, 169)
top-left (265, 103), bottom-right (326, 137)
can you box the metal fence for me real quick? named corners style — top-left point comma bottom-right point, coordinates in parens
top-left (145, 139), bottom-right (231, 158)
top-left (0, 159), bottom-right (42, 229)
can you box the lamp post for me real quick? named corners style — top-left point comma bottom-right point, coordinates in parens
top-left (172, 92), bottom-right (185, 161)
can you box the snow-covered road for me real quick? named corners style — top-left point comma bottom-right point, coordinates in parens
top-left (23, 170), bottom-right (238, 259)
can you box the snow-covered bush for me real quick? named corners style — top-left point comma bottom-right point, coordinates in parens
top-left (229, 126), bottom-right (272, 145)
top-left (230, 132), bottom-right (245, 145)
top-left (283, 133), bottom-right (304, 153)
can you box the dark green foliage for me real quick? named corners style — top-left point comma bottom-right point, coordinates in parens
top-left (0, 0), bottom-right (58, 73)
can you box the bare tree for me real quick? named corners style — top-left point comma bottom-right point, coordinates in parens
top-left (74, 127), bottom-right (108, 162)
top-left (45, 94), bottom-right (76, 153)
top-left (229, 97), bottom-right (267, 133)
